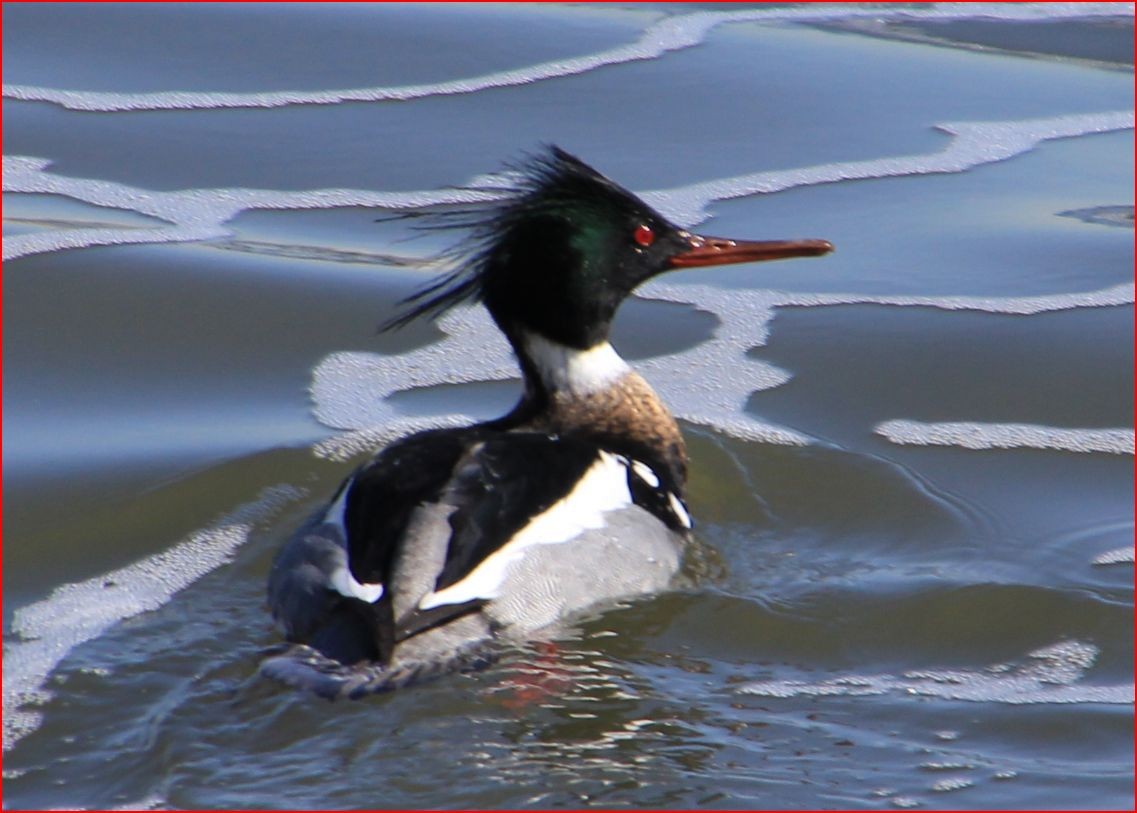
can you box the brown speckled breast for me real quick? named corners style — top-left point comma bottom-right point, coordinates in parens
top-left (520, 371), bottom-right (687, 487)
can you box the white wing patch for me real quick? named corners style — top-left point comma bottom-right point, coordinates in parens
top-left (630, 459), bottom-right (660, 488)
top-left (418, 451), bottom-right (634, 609)
top-left (323, 480), bottom-right (351, 529)
top-left (330, 566), bottom-right (385, 603)
top-left (668, 492), bottom-right (693, 529)
top-left (322, 478), bottom-right (385, 602)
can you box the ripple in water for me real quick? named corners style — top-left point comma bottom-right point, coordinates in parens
top-left (1, 485), bottom-right (304, 752)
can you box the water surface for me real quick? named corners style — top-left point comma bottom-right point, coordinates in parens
top-left (3, 3), bottom-right (1133, 809)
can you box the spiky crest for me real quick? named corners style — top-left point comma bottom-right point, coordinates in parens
top-left (380, 145), bottom-right (660, 332)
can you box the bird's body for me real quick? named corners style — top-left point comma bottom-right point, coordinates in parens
top-left (264, 147), bottom-right (831, 698)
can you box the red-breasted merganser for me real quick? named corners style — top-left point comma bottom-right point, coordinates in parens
top-left (264, 147), bottom-right (832, 698)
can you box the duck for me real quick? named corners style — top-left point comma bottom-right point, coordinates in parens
top-left (262, 146), bottom-right (833, 698)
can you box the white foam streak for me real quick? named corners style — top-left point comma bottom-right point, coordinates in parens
top-left (10, 110), bottom-right (1128, 454)
top-left (1092, 546), bottom-right (1136, 565)
top-left (645, 111), bottom-right (1135, 224)
top-left (308, 294), bottom-right (810, 453)
top-left (309, 306), bottom-right (516, 442)
top-left (876, 420), bottom-right (1135, 455)
top-left (2, 485), bottom-right (304, 752)
top-left (757, 281), bottom-right (1137, 315)
top-left (738, 640), bottom-right (1133, 705)
top-left (310, 279), bottom-right (1132, 458)
top-left (314, 418), bottom-right (475, 464)
top-left (4, 4), bottom-right (1130, 112)
top-left (1, 155), bottom-right (499, 261)
top-left (5, 109), bottom-right (1133, 262)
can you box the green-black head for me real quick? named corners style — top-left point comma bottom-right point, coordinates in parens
top-left (384, 146), bottom-right (832, 349)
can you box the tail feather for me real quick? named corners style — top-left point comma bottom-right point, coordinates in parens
top-left (258, 643), bottom-right (496, 700)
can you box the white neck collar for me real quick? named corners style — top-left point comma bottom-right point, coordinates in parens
top-left (520, 331), bottom-right (630, 396)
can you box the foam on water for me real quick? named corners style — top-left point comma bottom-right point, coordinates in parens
top-left (308, 292), bottom-right (812, 457)
top-left (4, 110), bottom-right (1133, 261)
top-left (1, 485), bottom-right (304, 753)
top-left (645, 111), bottom-right (1135, 225)
top-left (930, 777), bottom-right (975, 793)
top-left (875, 420), bottom-right (1135, 455)
top-left (309, 278), bottom-right (1133, 459)
top-left (1, 155), bottom-right (498, 262)
top-left (7, 110), bottom-right (1130, 459)
top-left (737, 640), bottom-right (1134, 705)
top-left (755, 280), bottom-right (1137, 315)
top-left (3, 3), bottom-right (1130, 112)
top-left (1092, 546), bottom-right (1136, 565)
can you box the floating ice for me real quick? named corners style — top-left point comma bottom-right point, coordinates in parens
top-left (736, 640), bottom-right (1134, 705)
top-left (875, 420), bottom-right (1135, 455)
top-left (3, 3), bottom-right (1131, 112)
top-left (1, 485), bottom-right (304, 753)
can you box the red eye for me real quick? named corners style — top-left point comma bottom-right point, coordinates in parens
top-left (633, 224), bottom-right (655, 247)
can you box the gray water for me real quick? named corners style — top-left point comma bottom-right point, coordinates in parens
top-left (3, 3), bottom-right (1134, 809)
